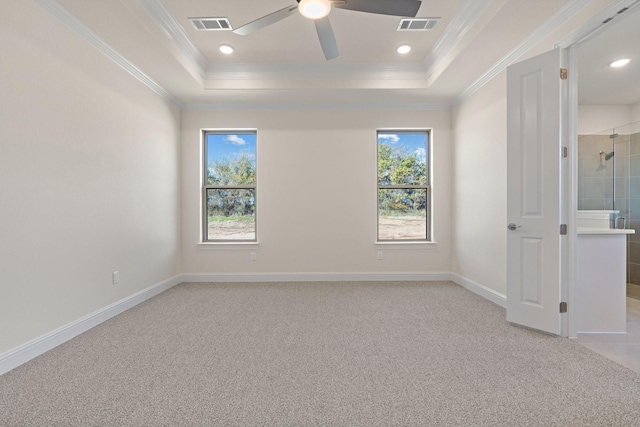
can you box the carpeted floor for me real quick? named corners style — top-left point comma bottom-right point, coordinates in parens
top-left (2, 281), bottom-right (640, 426)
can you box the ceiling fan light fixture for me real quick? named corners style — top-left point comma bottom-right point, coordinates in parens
top-left (397, 44), bottom-right (412, 54)
top-left (610, 58), bottom-right (630, 68)
top-left (298, 0), bottom-right (331, 20)
top-left (219, 44), bottom-right (234, 54)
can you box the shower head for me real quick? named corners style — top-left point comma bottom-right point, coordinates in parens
top-left (600, 151), bottom-right (615, 161)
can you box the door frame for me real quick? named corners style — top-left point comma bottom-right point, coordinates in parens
top-left (556, 0), bottom-right (640, 338)
top-left (565, 45), bottom-right (578, 338)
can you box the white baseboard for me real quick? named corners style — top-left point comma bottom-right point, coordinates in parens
top-left (0, 275), bottom-right (182, 375)
top-left (1, 271), bottom-right (505, 375)
top-left (449, 273), bottom-right (507, 307)
top-left (182, 271), bottom-right (452, 283)
top-left (183, 272), bottom-right (507, 308)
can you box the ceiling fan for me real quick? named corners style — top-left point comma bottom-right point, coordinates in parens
top-left (233, 0), bottom-right (422, 60)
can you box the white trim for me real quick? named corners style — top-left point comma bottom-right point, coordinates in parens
top-left (0, 271), bottom-right (509, 374)
top-left (182, 272), bottom-right (452, 283)
top-left (567, 45), bottom-right (579, 339)
top-left (555, 0), bottom-right (640, 48)
top-left (560, 2), bottom-right (640, 338)
top-left (32, 0), bottom-right (183, 107)
top-left (449, 273), bottom-right (507, 308)
top-left (135, 0), bottom-right (208, 74)
top-left (204, 62), bottom-right (429, 81)
top-left (183, 102), bottom-right (452, 111)
top-left (422, 0), bottom-right (493, 80)
top-left (0, 275), bottom-right (182, 375)
top-left (197, 242), bottom-right (260, 250)
top-left (453, 0), bottom-right (593, 105)
top-left (374, 242), bottom-right (437, 250)
top-left (30, 0), bottom-right (637, 112)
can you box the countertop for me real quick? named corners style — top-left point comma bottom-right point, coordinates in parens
top-left (577, 227), bottom-right (635, 235)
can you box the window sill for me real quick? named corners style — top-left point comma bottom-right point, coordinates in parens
top-left (197, 242), bottom-right (260, 251)
top-left (375, 241), bottom-right (437, 250)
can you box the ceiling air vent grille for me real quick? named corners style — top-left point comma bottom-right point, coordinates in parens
top-left (397, 18), bottom-right (439, 31)
top-left (189, 17), bottom-right (233, 31)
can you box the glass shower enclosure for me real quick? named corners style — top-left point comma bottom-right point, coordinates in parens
top-left (578, 120), bottom-right (640, 296)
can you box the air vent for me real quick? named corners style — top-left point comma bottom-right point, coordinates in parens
top-left (188, 17), bottom-right (232, 31)
top-left (397, 18), bottom-right (439, 31)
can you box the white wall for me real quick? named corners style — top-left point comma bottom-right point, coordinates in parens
top-left (578, 105), bottom-right (632, 134)
top-left (181, 109), bottom-right (452, 276)
top-left (451, 74), bottom-right (508, 295)
top-left (447, 1), bottom-right (626, 297)
top-left (0, 2), bottom-right (182, 354)
top-left (632, 101), bottom-right (640, 123)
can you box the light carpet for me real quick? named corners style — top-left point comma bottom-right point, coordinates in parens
top-left (2, 281), bottom-right (640, 426)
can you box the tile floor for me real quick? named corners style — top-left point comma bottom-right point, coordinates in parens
top-left (628, 283), bottom-right (640, 300)
top-left (576, 297), bottom-right (640, 374)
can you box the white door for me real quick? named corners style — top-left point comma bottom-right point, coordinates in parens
top-left (506, 49), bottom-right (566, 335)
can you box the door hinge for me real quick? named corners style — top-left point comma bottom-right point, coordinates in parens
top-left (562, 146), bottom-right (568, 158)
top-left (560, 224), bottom-right (568, 235)
top-left (560, 68), bottom-right (568, 80)
top-left (560, 302), bottom-right (568, 313)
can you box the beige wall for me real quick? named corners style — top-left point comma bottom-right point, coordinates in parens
top-left (181, 109), bottom-right (452, 275)
top-left (578, 105), bottom-right (632, 135)
top-left (633, 101), bottom-right (640, 123)
top-left (447, 0), bottom-right (623, 297)
top-left (0, 2), bottom-right (182, 353)
top-left (451, 74), bottom-right (508, 295)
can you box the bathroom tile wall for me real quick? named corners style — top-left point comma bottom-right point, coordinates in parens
top-left (578, 132), bottom-right (637, 284)
top-left (578, 134), bottom-right (617, 210)
top-left (627, 132), bottom-right (640, 284)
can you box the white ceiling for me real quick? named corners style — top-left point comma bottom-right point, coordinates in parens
top-left (49, 0), bottom-right (640, 108)
top-left (577, 5), bottom-right (640, 105)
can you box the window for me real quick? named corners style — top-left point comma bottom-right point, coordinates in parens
top-left (377, 130), bottom-right (430, 241)
top-left (203, 130), bottom-right (257, 242)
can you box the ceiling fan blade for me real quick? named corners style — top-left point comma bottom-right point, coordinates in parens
top-left (332, 0), bottom-right (422, 17)
top-left (233, 5), bottom-right (299, 35)
top-left (314, 16), bottom-right (339, 61)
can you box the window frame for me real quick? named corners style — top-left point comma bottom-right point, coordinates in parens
top-left (376, 129), bottom-right (431, 242)
top-left (202, 129), bottom-right (258, 243)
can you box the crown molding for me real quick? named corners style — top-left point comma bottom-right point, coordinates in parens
top-left (204, 62), bottom-right (429, 81)
top-left (135, 0), bottom-right (208, 75)
top-left (555, 0), bottom-right (640, 48)
top-left (36, 0), bottom-right (620, 112)
top-left (453, 0), bottom-right (595, 106)
top-left (422, 0), bottom-right (494, 81)
top-left (33, 0), bottom-right (183, 107)
top-left (183, 101), bottom-right (452, 111)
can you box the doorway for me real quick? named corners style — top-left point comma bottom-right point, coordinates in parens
top-left (576, 4), bottom-right (640, 303)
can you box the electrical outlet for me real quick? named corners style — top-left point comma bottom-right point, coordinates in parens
top-left (112, 271), bottom-right (120, 285)
top-left (250, 252), bottom-right (257, 261)
top-left (377, 251), bottom-right (383, 260)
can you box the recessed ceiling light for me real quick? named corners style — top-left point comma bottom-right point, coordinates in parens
top-left (610, 58), bottom-right (630, 68)
top-left (298, 0), bottom-right (331, 20)
top-left (219, 44), bottom-right (234, 55)
top-left (397, 45), bottom-right (412, 54)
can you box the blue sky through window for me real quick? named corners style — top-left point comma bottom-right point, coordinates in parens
top-left (378, 132), bottom-right (428, 162)
top-left (207, 133), bottom-right (256, 166)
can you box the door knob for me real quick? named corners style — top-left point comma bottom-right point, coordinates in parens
top-left (507, 223), bottom-right (521, 231)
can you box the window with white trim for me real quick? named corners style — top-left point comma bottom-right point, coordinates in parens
top-left (203, 130), bottom-right (257, 242)
top-left (377, 130), bottom-right (430, 241)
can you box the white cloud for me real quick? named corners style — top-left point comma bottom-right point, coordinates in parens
top-left (226, 135), bottom-right (246, 145)
top-left (414, 147), bottom-right (427, 160)
top-left (378, 134), bottom-right (400, 144)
